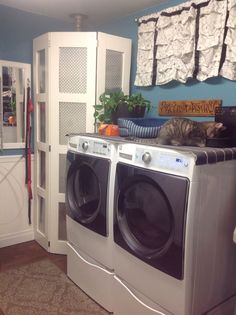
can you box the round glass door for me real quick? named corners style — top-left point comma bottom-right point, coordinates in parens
top-left (116, 175), bottom-right (174, 259)
top-left (67, 162), bottom-right (101, 224)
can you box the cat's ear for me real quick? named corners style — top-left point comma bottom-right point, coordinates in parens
top-left (215, 122), bottom-right (226, 130)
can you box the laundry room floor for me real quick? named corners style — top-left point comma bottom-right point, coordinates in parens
top-left (0, 240), bottom-right (67, 273)
top-left (0, 241), bottom-right (109, 315)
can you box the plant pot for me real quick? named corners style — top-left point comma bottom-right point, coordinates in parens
top-left (111, 102), bottom-right (132, 124)
top-left (111, 104), bottom-right (147, 124)
top-left (130, 105), bottom-right (146, 118)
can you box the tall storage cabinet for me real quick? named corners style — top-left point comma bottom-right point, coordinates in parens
top-left (33, 32), bottom-right (131, 254)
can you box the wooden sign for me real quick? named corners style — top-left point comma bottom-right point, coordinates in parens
top-left (159, 99), bottom-right (222, 117)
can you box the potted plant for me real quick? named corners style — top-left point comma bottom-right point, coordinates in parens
top-left (94, 91), bottom-right (152, 125)
top-left (94, 90), bottom-right (129, 125)
top-left (127, 93), bottom-right (151, 118)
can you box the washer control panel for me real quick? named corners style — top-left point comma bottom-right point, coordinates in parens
top-left (79, 138), bottom-right (111, 157)
top-left (92, 141), bottom-right (111, 156)
top-left (67, 136), bottom-right (112, 157)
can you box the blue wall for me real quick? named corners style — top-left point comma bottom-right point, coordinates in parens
top-left (97, 0), bottom-right (236, 120)
top-left (0, 5), bottom-right (74, 155)
top-left (0, 4), bottom-right (74, 64)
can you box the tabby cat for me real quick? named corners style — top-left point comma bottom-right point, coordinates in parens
top-left (133, 117), bottom-right (225, 147)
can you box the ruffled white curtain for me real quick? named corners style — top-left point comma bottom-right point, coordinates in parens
top-left (135, 0), bottom-right (235, 86)
top-left (156, 4), bottom-right (197, 84)
top-left (135, 17), bottom-right (159, 86)
top-left (220, 0), bottom-right (236, 79)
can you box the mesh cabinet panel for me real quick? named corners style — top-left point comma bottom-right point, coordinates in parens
top-left (59, 102), bottom-right (87, 145)
top-left (59, 154), bottom-right (66, 194)
top-left (39, 150), bottom-right (46, 189)
top-left (105, 50), bottom-right (123, 93)
top-left (38, 102), bottom-right (46, 143)
top-left (39, 196), bottom-right (46, 234)
top-left (38, 50), bottom-right (46, 94)
top-left (58, 202), bottom-right (67, 241)
top-left (59, 47), bottom-right (87, 94)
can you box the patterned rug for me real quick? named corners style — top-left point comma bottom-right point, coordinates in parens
top-left (0, 259), bottom-right (109, 315)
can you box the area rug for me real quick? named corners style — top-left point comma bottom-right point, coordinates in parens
top-left (0, 259), bottom-right (109, 315)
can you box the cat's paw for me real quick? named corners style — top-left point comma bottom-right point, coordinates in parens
top-left (170, 139), bottom-right (182, 146)
top-left (196, 142), bottom-right (206, 147)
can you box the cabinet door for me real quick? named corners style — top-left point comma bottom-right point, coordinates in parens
top-left (96, 32), bottom-right (132, 98)
top-left (33, 32), bottom-right (97, 254)
top-left (49, 32), bottom-right (97, 254)
top-left (33, 33), bottom-right (50, 251)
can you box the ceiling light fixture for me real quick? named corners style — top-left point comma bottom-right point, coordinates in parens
top-left (70, 13), bottom-right (88, 31)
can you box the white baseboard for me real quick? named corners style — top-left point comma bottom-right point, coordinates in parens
top-left (0, 228), bottom-right (34, 248)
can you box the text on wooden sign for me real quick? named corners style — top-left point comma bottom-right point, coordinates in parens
top-left (159, 99), bottom-right (222, 116)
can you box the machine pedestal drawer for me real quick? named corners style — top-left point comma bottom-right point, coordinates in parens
top-left (67, 242), bottom-right (114, 312)
top-left (113, 275), bottom-right (173, 315)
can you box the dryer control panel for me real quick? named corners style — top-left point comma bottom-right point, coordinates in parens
top-left (135, 147), bottom-right (193, 175)
top-left (118, 143), bottom-right (195, 178)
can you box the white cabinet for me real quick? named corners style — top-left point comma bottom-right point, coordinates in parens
top-left (0, 155), bottom-right (34, 248)
top-left (33, 32), bottom-right (131, 254)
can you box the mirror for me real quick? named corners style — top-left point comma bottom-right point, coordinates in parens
top-left (0, 60), bottom-right (31, 148)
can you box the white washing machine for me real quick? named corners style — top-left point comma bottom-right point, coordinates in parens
top-left (113, 143), bottom-right (236, 315)
top-left (66, 135), bottom-right (118, 312)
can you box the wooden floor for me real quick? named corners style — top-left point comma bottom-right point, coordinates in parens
top-left (0, 240), bottom-right (67, 274)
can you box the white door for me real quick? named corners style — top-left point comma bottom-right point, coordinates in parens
top-left (33, 33), bottom-right (50, 251)
top-left (49, 32), bottom-right (97, 254)
top-left (33, 32), bottom-right (97, 254)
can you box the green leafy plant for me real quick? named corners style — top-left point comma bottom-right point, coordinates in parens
top-left (94, 90), bottom-right (127, 124)
top-left (93, 91), bottom-right (152, 125)
top-left (127, 93), bottom-right (151, 112)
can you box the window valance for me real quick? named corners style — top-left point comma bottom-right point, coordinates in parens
top-left (134, 0), bottom-right (236, 86)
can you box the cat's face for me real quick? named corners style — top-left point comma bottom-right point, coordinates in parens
top-left (205, 122), bottom-right (225, 138)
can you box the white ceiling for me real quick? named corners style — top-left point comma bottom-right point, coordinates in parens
top-left (0, 0), bottom-right (168, 28)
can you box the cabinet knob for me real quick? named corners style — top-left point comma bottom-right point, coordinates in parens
top-left (142, 152), bottom-right (151, 164)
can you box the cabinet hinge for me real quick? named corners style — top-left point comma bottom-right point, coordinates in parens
top-left (48, 241), bottom-right (50, 247)
top-left (49, 145), bottom-right (51, 152)
top-left (48, 39), bottom-right (51, 48)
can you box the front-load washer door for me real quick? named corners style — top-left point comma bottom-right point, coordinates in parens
top-left (114, 162), bottom-right (189, 279)
top-left (66, 151), bottom-right (110, 236)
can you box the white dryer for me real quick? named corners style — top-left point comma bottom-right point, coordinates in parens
top-left (66, 135), bottom-right (117, 312)
top-left (113, 143), bottom-right (236, 315)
